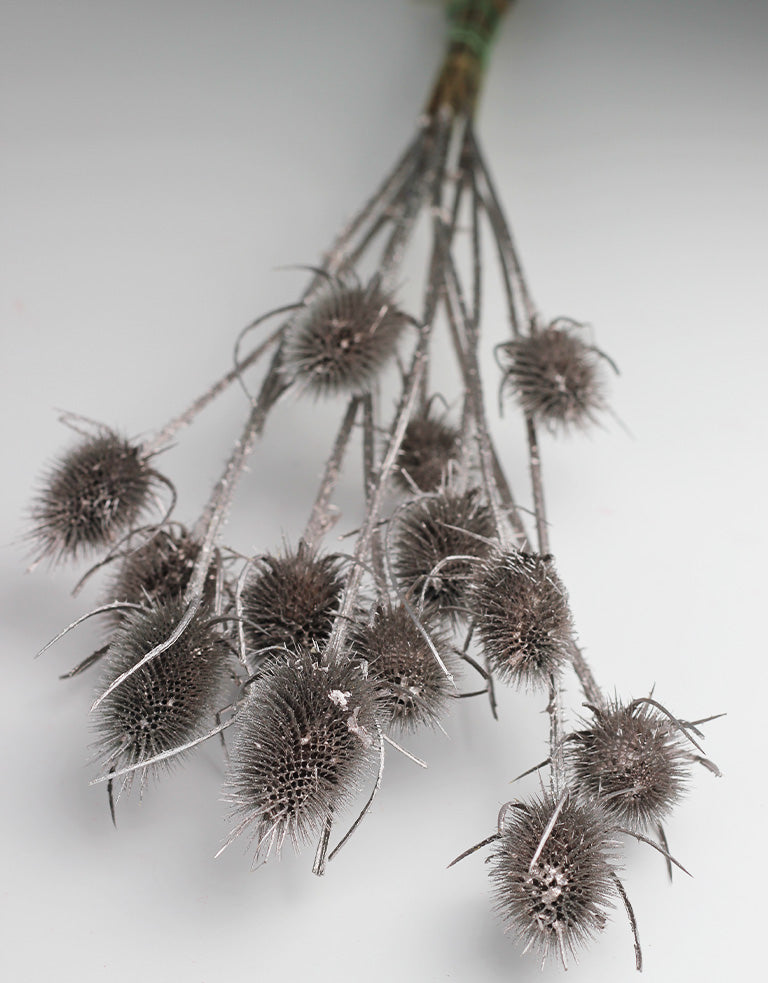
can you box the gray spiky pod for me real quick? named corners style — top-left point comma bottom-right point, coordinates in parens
top-left (30, 430), bottom-right (157, 563)
top-left (471, 551), bottom-right (572, 689)
top-left (240, 544), bottom-right (346, 663)
top-left (499, 321), bottom-right (606, 432)
top-left (93, 600), bottom-right (233, 777)
top-left (566, 700), bottom-right (691, 831)
top-left (283, 277), bottom-right (409, 397)
top-left (393, 410), bottom-right (460, 492)
top-left (392, 488), bottom-right (495, 624)
top-left (351, 604), bottom-right (455, 732)
top-left (106, 526), bottom-right (218, 622)
top-left (224, 653), bottom-right (379, 859)
top-left (490, 794), bottom-right (618, 967)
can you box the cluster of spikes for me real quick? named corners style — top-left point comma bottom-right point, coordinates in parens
top-left (27, 0), bottom-right (720, 971)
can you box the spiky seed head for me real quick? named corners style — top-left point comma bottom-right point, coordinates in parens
top-left (224, 653), bottom-right (378, 860)
top-left (392, 488), bottom-right (495, 624)
top-left (499, 321), bottom-right (607, 432)
top-left (106, 527), bottom-right (218, 620)
top-left (490, 794), bottom-right (618, 966)
top-left (30, 430), bottom-right (156, 563)
top-left (566, 700), bottom-right (691, 830)
top-left (240, 544), bottom-right (346, 664)
top-left (283, 277), bottom-right (409, 397)
top-left (394, 410), bottom-right (460, 492)
top-left (351, 604), bottom-right (455, 732)
top-left (92, 600), bottom-right (233, 778)
top-left (471, 550), bottom-right (572, 689)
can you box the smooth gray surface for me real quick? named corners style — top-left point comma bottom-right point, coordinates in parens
top-left (2, 1), bottom-right (765, 980)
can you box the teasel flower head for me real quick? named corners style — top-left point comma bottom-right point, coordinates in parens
top-left (30, 428), bottom-right (165, 564)
top-left (351, 603), bottom-right (455, 733)
top-left (283, 274), bottom-right (410, 398)
top-left (391, 486), bottom-right (495, 624)
top-left (239, 543), bottom-right (347, 664)
top-left (223, 652), bottom-right (379, 861)
top-left (92, 599), bottom-right (234, 782)
top-left (489, 793), bottom-right (619, 968)
top-left (471, 550), bottom-right (573, 689)
top-left (106, 526), bottom-right (218, 622)
top-left (393, 405), bottom-right (461, 493)
top-left (566, 699), bottom-right (696, 831)
top-left (497, 320), bottom-right (609, 432)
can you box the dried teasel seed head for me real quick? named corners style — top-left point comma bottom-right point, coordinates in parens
top-left (240, 543), bottom-right (346, 665)
top-left (283, 276), bottom-right (409, 397)
top-left (30, 430), bottom-right (159, 564)
top-left (394, 408), bottom-right (461, 492)
top-left (223, 653), bottom-right (378, 860)
top-left (490, 794), bottom-right (618, 967)
top-left (92, 600), bottom-right (233, 779)
top-left (351, 603), bottom-right (455, 732)
top-left (471, 550), bottom-right (572, 689)
top-left (392, 487), bottom-right (495, 624)
top-left (498, 320), bottom-right (607, 432)
top-left (566, 699), bottom-right (692, 831)
top-left (106, 526), bottom-right (219, 621)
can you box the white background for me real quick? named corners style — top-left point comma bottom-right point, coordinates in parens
top-left (2, 1), bottom-right (765, 980)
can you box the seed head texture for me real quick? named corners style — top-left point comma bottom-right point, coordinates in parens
top-left (490, 794), bottom-right (618, 966)
top-left (392, 488), bottom-right (495, 623)
top-left (240, 545), bottom-right (346, 662)
top-left (284, 279), bottom-right (408, 397)
top-left (224, 653), bottom-right (379, 858)
top-left (352, 604), bottom-right (455, 732)
top-left (93, 600), bottom-right (233, 776)
top-left (567, 700), bottom-right (691, 830)
top-left (30, 431), bottom-right (155, 563)
top-left (499, 323), bottom-right (606, 432)
top-left (472, 550), bottom-right (573, 689)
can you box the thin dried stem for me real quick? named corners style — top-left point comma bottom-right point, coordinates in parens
top-left (327, 722), bottom-right (385, 865)
top-left (568, 640), bottom-right (603, 705)
top-left (440, 243), bottom-right (508, 537)
top-left (378, 114), bottom-right (453, 286)
top-left (89, 717), bottom-right (234, 784)
top-left (325, 130), bottom-right (428, 275)
top-left (612, 872), bottom-right (643, 971)
top-left (92, 354), bottom-right (290, 711)
top-left (145, 322), bottom-right (287, 455)
top-left (467, 123), bottom-right (537, 332)
top-left (361, 395), bottom-right (387, 594)
top-left (303, 397), bottom-right (361, 549)
top-left (325, 114), bottom-right (455, 658)
top-left (525, 415), bottom-right (549, 555)
top-left (312, 810), bottom-right (334, 877)
top-left (447, 833), bottom-right (499, 868)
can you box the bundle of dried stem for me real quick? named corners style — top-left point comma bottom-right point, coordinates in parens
top-left (27, 0), bottom-right (719, 970)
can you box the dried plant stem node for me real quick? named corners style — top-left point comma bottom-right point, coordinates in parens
top-left (471, 550), bottom-right (572, 689)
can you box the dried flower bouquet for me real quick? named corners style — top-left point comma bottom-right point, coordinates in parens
top-left (23, 0), bottom-right (724, 972)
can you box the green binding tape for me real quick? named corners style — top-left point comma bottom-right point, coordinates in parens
top-left (446, 0), bottom-right (506, 66)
